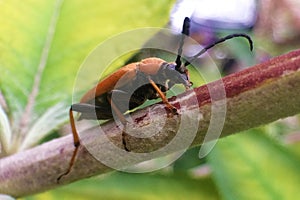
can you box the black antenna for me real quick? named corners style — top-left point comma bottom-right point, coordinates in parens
top-left (184, 33), bottom-right (253, 67)
top-left (175, 17), bottom-right (190, 72)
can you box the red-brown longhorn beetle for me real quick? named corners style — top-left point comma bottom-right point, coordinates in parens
top-left (57, 17), bottom-right (253, 182)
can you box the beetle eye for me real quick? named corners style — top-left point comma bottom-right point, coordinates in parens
top-left (168, 63), bottom-right (176, 70)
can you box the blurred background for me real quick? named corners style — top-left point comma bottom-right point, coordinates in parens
top-left (0, 0), bottom-right (299, 199)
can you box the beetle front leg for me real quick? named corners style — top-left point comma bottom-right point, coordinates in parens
top-left (148, 77), bottom-right (178, 115)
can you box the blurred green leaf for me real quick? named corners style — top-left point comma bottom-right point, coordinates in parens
top-left (23, 172), bottom-right (220, 200)
top-left (208, 129), bottom-right (300, 200)
top-left (0, 0), bottom-right (173, 153)
top-left (288, 140), bottom-right (300, 158)
top-left (173, 147), bottom-right (206, 173)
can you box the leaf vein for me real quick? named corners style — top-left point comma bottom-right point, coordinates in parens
top-left (18, 0), bottom-right (64, 139)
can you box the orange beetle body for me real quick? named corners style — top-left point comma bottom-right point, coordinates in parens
top-left (80, 57), bottom-right (169, 103)
top-left (73, 57), bottom-right (191, 120)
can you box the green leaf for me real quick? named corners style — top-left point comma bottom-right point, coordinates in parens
top-left (288, 140), bottom-right (300, 158)
top-left (23, 172), bottom-right (220, 200)
top-left (0, 0), bottom-right (173, 153)
top-left (208, 129), bottom-right (300, 200)
top-left (18, 103), bottom-right (67, 151)
top-left (173, 147), bottom-right (206, 173)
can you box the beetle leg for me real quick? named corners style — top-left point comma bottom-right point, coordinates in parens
top-left (107, 94), bottom-right (127, 125)
top-left (57, 107), bottom-right (80, 183)
top-left (148, 77), bottom-right (177, 115)
top-left (107, 95), bottom-right (130, 151)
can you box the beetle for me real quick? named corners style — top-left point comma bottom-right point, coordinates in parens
top-left (57, 17), bottom-right (253, 182)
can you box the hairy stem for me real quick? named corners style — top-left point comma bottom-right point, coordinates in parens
top-left (1, 49), bottom-right (300, 197)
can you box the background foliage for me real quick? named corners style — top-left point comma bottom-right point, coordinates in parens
top-left (0, 0), bottom-right (299, 199)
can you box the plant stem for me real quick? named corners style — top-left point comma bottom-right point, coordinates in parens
top-left (1, 49), bottom-right (300, 198)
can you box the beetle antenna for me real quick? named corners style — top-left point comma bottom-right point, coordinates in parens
top-left (184, 33), bottom-right (253, 67)
top-left (175, 17), bottom-right (190, 72)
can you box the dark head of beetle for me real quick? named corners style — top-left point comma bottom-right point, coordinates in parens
top-left (157, 62), bottom-right (192, 90)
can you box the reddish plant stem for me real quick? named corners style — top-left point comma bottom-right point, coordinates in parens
top-left (0, 49), bottom-right (300, 197)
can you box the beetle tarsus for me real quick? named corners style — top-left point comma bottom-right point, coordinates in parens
top-left (122, 131), bottom-right (130, 151)
top-left (171, 106), bottom-right (178, 115)
top-left (166, 105), bottom-right (178, 117)
top-left (57, 143), bottom-right (80, 183)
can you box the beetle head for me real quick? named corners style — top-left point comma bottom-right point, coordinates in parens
top-left (161, 62), bottom-right (192, 89)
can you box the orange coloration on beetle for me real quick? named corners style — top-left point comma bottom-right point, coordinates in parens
top-left (137, 57), bottom-right (166, 75)
top-left (80, 57), bottom-right (165, 103)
